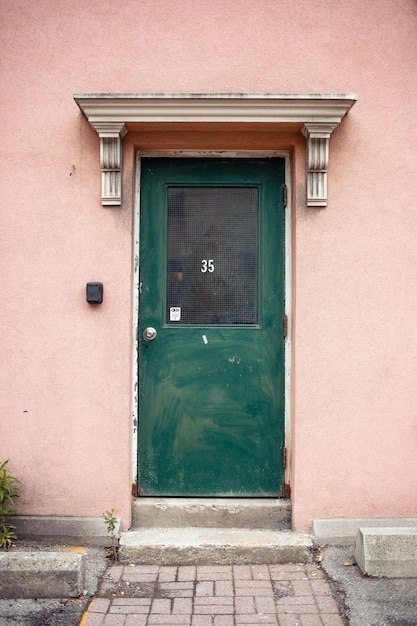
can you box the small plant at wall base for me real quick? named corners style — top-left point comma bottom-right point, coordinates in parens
top-left (0, 460), bottom-right (20, 550)
top-left (102, 508), bottom-right (119, 562)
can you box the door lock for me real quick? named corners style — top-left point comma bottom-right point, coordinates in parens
top-left (143, 327), bottom-right (157, 341)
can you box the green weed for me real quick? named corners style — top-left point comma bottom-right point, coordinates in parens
top-left (0, 460), bottom-right (20, 550)
top-left (102, 508), bottom-right (119, 562)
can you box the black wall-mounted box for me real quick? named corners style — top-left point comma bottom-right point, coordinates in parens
top-left (86, 282), bottom-right (103, 304)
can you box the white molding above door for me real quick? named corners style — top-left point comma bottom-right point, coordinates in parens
top-left (74, 93), bottom-right (357, 207)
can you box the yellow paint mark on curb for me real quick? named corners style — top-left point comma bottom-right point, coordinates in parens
top-left (79, 599), bottom-right (94, 625)
top-left (78, 611), bottom-right (88, 626)
top-left (67, 546), bottom-right (86, 553)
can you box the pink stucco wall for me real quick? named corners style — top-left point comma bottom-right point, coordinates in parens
top-left (1, 0), bottom-right (416, 531)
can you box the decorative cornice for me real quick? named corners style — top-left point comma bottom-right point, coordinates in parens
top-left (74, 94), bottom-right (357, 206)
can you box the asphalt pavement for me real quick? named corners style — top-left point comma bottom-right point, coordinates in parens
top-left (320, 544), bottom-right (417, 626)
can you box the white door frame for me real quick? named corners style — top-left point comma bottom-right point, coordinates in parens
top-left (131, 150), bottom-right (292, 492)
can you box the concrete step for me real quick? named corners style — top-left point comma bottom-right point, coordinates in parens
top-left (132, 498), bottom-right (291, 530)
top-left (119, 528), bottom-right (311, 565)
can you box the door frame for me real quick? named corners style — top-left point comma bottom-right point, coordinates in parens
top-left (131, 150), bottom-right (292, 495)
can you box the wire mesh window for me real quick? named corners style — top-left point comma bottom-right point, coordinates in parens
top-left (167, 186), bottom-right (258, 325)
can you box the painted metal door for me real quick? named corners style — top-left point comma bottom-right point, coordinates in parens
top-left (138, 158), bottom-right (285, 496)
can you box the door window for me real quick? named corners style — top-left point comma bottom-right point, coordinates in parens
top-left (167, 186), bottom-right (258, 325)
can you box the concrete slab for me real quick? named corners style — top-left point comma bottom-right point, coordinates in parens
top-left (0, 551), bottom-right (86, 599)
top-left (313, 517), bottom-right (417, 545)
top-left (13, 515), bottom-right (121, 546)
top-left (354, 527), bottom-right (417, 578)
top-left (119, 527), bottom-right (311, 565)
top-left (132, 497), bottom-right (291, 529)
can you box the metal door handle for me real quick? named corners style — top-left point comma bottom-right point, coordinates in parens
top-left (143, 327), bottom-right (157, 341)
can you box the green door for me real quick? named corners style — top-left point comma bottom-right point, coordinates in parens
top-left (138, 158), bottom-right (285, 496)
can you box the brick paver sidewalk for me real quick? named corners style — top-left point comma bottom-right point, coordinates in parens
top-left (80, 563), bottom-right (345, 626)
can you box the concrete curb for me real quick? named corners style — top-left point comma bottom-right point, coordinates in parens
top-left (0, 550), bottom-right (85, 599)
top-left (12, 515), bottom-right (121, 547)
top-left (313, 517), bottom-right (417, 544)
top-left (354, 527), bottom-right (417, 578)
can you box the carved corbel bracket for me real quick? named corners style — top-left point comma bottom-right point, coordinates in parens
top-left (93, 122), bottom-right (127, 206)
top-left (302, 123), bottom-right (338, 207)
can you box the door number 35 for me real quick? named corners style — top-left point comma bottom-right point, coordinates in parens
top-left (201, 259), bottom-right (214, 273)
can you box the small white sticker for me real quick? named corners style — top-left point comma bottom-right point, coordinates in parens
top-left (170, 307), bottom-right (181, 322)
top-left (202, 334), bottom-right (208, 344)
